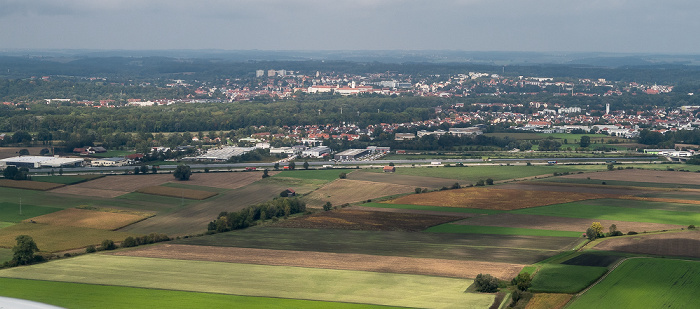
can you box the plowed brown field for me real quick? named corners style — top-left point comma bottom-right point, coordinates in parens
top-left (594, 230), bottom-right (700, 258)
top-left (0, 179), bottom-right (63, 191)
top-left (453, 213), bottom-right (683, 234)
top-left (388, 187), bottom-right (606, 210)
top-left (111, 244), bottom-right (526, 279)
top-left (24, 208), bottom-right (147, 230)
top-left (273, 208), bottom-right (461, 231)
top-left (136, 186), bottom-right (218, 200)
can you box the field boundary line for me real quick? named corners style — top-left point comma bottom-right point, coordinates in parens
top-left (565, 256), bottom-right (649, 308)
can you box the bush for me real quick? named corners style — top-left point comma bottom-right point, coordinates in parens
top-left (173, 164), bottom-right (192, 180)
top-left (415, 187), bottom-right (422, 194)
top-left (339, 172), bottom-right (347, 179)
top-left (474, 273), bottom-right (499, 293)
top-left (475, 179), bottom-right (485, 186)
top-left (122, 236), bottom-right (138, 248)
top-left (689, 225), bottom-right (696, 230)
top-left (451, 182), bottom-right (461, 189)
top-left (627, 231), bottom-right (638, 235)
top-left (101, 239), bottom-right (116, 251)
top-left (85, 245), bottom-right (97, 253)
top-left (486, 178), bottom-right (494, 185)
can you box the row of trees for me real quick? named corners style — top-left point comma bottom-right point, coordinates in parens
top-left (207, 198), bottom-right (306, 233)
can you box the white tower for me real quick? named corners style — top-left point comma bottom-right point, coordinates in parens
top-left (606, 103), bottom-right (610, 115)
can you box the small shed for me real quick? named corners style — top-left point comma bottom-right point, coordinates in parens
top-left (383, 166), bottom-right (396, 173)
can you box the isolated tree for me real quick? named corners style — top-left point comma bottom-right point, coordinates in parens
top-left (133, 166), bottom-right (140, 175)
top-left (288, 161), bottom-right (296, 170)
top-left (580, 136), bottom-right (591, 148)
top-left (140, 165), bottom-right (148, 174)
top-left (3, 166), bottom-right (18, 179)
top-left (339, 172), bottom-right (347, 179)
top-left (173, 164), bottom-right (192, 180)
top-left (486, 178), bottom-right (494, 185)
top-left (262, 169), bottom-right (269, 178)
top-left (415, 187), bottom-right (422, 194)
top-left (511, 272), bottom-right (532, 291)
top-left (586, 222), bottom-right (604, 240)
top-left (303, 161), bottom-right (310, 170)
top-left (475, 179), bottom-right (485, 186)
top-left (274, 162), bottom-right (280, 170)
top-left (18, 149), bottom-right (29, 156)
top-left (12, 235), bottom-right (39, 265)
top-left (607, 163), bottom-right (615, 171)
top-left (59, 168), bottom-right (63, 176)
top-left (323, 201), bottom-right (333, 211)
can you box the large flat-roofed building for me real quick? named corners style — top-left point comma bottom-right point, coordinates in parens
top-left (302, 146), bottom-right (331, 158)
top-left (0, 156), bottom-right (84, 168)
top-left (90, 157), bottom-right (128, 167)
top-left (334, 149), bottom-right (370, 161)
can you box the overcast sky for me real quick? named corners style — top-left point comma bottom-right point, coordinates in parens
top-left (1, 0), bottom-right (698, 53)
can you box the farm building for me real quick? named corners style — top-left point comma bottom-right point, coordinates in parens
top-left (383, 166), bottom-right (396, 173)
top-left (334, 149), bottom-right (370, 161)
top-left (302, 146), bottom-right (331, 158)
top-left (366, 146), bottom-right (391, 153)
top-left (448, 127), bottom-right (483, 136)
top-left (91, 157), bottom-right (128, 167)
top-left (0, 156), bottom-right (84, 168)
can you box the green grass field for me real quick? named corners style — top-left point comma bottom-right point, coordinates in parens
top-left (511, 201), bottom-right (700, 226)
top-left (529, 264), bottom-right (608, 293)
top-left (0, 255), bottom-right (494, 309)
top-left (30, 175), bottom-right (103, 185)
top-left (0, 222), bottom-right (13, 229)
top-left (272, 169), bottom-right (355, 182)
top-left (176, 227), bottom-right (579, 264)
top-left (568, 258), bottom-right (700, 309)
top-left (0, 248), bottom-right (12, 264)
top-left (363, 202), bottom-right (504, 214)
top-left (577, 198), bottom-right (700, 213)
top-left (0, 202), bottom-right (62, 222)
top-left (366, 165), bottom-right (606, 182)
top-left (0, 278), bottom-right (400, 309)
top-left (424, 224), bottom-right (583, 238)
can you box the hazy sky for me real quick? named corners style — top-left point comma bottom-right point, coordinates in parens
top-left (1, 0), bottom-right (698, 53)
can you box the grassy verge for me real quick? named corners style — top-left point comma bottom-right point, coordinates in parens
top-left (272, 169), bottom-right (354, 182)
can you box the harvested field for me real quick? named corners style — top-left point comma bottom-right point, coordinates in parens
top-left (50, 174), bottom-right (174, 197)
top-left (0, 223), bottom-right (136, 252)
top-left (303, 179), bottom-right (415, 208)
top-left (176, 227), bottom-right (582, 265)
top-left (51, 172), bottom-right (274, 198)
top-left (24, 208), bottom-right (148, 230)
top-left (387, 187), bottom-right (607, 210)
top-left (112, 244), bottom-right (526, 280)
top-left (594, 230), bottom-right (700, 258)
top-left (561, 169), bottom-right (700, 186)
top-left (0, 255), bottom-right (494, 309)
top-left (136, 186), bottom-right (218, 200)
top-left (177, 171), bottom-right (278, 189)
top-left (525, 293), bottom-right (572, 309)
top-left (32, 175), bottom-right (104, 185)
top-left (120, 181), bottom-right (291, 236)
top-left (272, 208), bottom-right (461, 231)
top-left (0, 179), bottom-right (63, 191)
top-left (452, 213), bottom-right (683, 234)
top-left (347, 170), bottom-right (462, 189)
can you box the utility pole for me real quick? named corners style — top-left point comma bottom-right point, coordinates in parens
top-left (19, 197), bottom-right (22, 215)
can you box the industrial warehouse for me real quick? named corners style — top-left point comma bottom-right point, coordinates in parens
top-left (0, 156), bottom-right (85, 168)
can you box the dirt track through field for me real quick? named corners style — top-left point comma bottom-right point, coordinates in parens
top-left (453, 213), bottom-right (684, 234)
top-left (111, 244), bottom-right (526, 280)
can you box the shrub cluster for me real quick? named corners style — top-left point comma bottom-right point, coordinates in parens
top-left (121, 233), bottom-right (170, 248)
top-left (474, 273), bottom-right (500, 293)
top-left (208, 198), bottom-right (306, 233)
